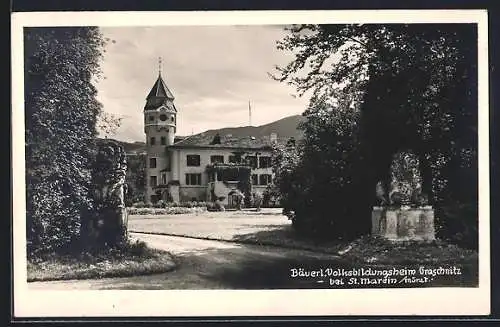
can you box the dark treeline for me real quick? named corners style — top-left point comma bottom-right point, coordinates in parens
top-left (272, 24), bottom-right (478, 248)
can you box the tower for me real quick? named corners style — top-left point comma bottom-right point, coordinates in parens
top-left (144, 58), bottom-right (177, 203)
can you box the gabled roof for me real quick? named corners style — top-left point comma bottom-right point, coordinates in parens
top-left (170, 132), bottom-right (288, 150)
top-left (146, 74), bottom-right (174, 100)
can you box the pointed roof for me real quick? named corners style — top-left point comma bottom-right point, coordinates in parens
top-left (146, 74), bottom-right (174, 100)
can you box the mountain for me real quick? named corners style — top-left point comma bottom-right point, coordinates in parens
top-left (104, 114), bottom-right (305, 153)
top-left (203, 114), bottom-right (305, 140)
top-left (114, 140), bottom-right (147, 154)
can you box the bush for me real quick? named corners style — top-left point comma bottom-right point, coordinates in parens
top-left (25, 27), bottom-right (106, 257)
top-left (206, 202), bottom-right (217, 211)
top-left (127, 206), bottom-right (208, 215)
top-left (126, 240), bottom-right (148, 256)
top-left (133, 201), bottom-right (145, 208)
top-left (436, 202), bottom-right (478, 249)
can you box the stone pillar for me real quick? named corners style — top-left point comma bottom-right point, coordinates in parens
top-left (418, 206), bottom-right (436, 241)
top-left (384, 209), bottom-right (399, 240)
top-left (169, 184), bottom-right (180, 203)
top-left (171, 150), bottom-right (179, 181)
top-left (88, 140), bottom-right (129, 248)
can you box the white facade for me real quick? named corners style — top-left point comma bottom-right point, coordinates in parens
top-left (146, 146), bottom-right (274, 204)
top-left (143, 72), bottom-right (275, 206)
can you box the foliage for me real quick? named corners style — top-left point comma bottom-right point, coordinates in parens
top-left (97, 111), bottom-right (124, 139)
top-left (252, 192), bottom-right (263, 210)
top-left (272, 24), bottom-right (478, 246)
top-left (272, 92), bottom-right (366, 238)
top-left (271, 136), bottom-right (304, 215)
top-left (124, 153), bottom-right (146, 206)
top-left (25, 27), bottom-right (107, 256)
top-left (27, 239), bottom-right (176, 282)
top-left (130, 201), bottom-right (209, 209)
top-left (127, 206), bottom-right (207, 215)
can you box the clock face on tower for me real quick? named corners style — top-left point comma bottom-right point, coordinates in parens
top-left (159, 114), bottom-right (167, 121)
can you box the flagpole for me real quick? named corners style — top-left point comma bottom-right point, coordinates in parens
top-left (248, 100), bottom-right (252, 126)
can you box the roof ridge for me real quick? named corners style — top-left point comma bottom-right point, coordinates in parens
top-left (172, 132), bottom-right (202, 146)
top-left (156, 75), bottom-right (161, 96)
top-left (146, 74), bottom-right (175, 100)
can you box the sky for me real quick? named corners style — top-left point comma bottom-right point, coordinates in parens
top-left (95, 25), bottom-right (311, 143)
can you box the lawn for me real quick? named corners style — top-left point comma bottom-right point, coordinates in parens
top-left (128, 208), bottom-right (288, 240)
top-left (27, 240), bottom-right (177, 282)
top-left (128, 208), bottom-right (478, 267)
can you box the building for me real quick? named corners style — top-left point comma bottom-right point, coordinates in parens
top-left (143, 69), bottom-right (284, 208)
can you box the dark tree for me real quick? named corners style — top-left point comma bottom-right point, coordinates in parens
top-left (272, 24), bottom-right (478, 246)
top-left (25, 27), bottom-right (107, 256)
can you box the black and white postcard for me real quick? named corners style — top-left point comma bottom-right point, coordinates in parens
top-left (11, 10), bottom-right (490, 317)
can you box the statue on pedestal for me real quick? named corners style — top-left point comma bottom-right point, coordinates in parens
top-left (372, 150), bottom-right (435, 241)
top-left (86, 140), bottom-right (129, 248)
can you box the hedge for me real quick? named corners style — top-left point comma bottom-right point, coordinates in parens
top-left (127, 206), bottom-right (208, 215)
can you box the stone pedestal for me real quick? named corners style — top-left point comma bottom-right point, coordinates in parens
top-left (371, 206), bottom-right (435, 241)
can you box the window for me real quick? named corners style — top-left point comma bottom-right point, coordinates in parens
top-left (185, 173), bottom-right (202, 185)
top-left (161, 136), bottom-right (167, 145)
top-left (159, 114), bottom-right (168, 121)
top-left (247, 156), bottom-right (257, 168)
top-left (259, 156), bottom-right (271, 168)
top-left (186, 154), bottom-right (200, 166)
top-left (161, 172), bottom-right (167, 185)
top-left (228, 155), bottom-right (238, 163)
top-left (150, 137), bottom-right (156, 145)
top-left (251, 174), bottom-right (258, 185)
top-left (210, 155), bottom-right (224, 164)
top-left (171, 116), bottom-right (175, 122)
top-left (150, 176), bottom-right (158, 187)
top-left (149, 158), bottom-right (157, 168)
top-left (259, 174), bottom-right (272, 185)
top-left (148, 115), bottom-right (155, 122)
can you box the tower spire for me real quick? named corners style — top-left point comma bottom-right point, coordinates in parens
top-left (158, 56), bottom-right (162, 76)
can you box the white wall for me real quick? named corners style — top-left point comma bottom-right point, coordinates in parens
top-left (170, 148), bottom-right (273, 186)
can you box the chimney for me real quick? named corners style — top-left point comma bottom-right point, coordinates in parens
top-left (270, 133), bottom-right (277, 143)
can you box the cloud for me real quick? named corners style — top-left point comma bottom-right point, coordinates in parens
top-left (95, 25), bottom-right (310, 142)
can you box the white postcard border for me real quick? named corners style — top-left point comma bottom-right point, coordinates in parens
top-left (11, 9), bottom-right (490, 317)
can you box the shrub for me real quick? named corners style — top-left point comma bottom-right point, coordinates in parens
top-left (127, 206), bottom-right (208, 215)
top-left (145, 202), bottom-right (153, 208)
top-left (206, 202), bottom-right (217, 211)
top-left (124, 240), bottom-right (148, 256)
top-left (25, 27), bottom-right (106, 257)
top-left (134, 201), bottom-right (145, 208)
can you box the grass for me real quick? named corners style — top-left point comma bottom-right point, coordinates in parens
top-left (27, 240), bottom-right (177, 282)
top-left (129, 210), bottom-right (477, 266)
top-left (333, 234), bottom-right (478, 265)
top-left (231, 226), bottom-right (478, 265)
